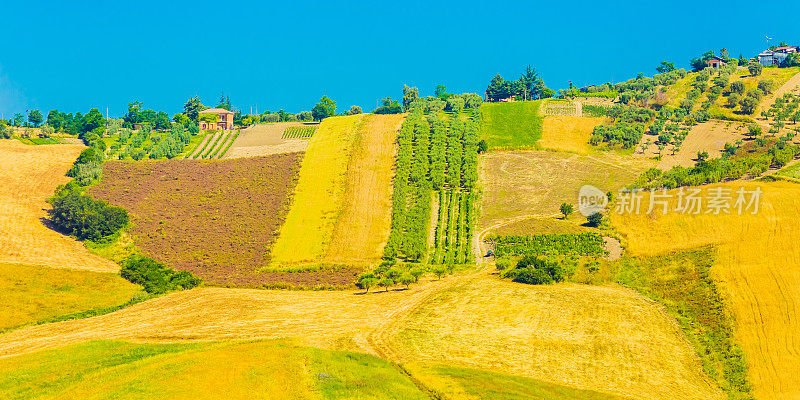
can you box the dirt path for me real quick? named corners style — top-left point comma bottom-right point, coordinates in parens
top-left (760, 71), bottom-right (800, 114)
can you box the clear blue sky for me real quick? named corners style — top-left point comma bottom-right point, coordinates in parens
top-left (1, 0), bottom-right (798, 118)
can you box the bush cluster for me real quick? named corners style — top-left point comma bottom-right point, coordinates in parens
top-left (120, 255), bottom-right (201, 294)
top-left (46, 182), bottom-right (128, 241)
top-left (502, 255), bottom-right (565, 285)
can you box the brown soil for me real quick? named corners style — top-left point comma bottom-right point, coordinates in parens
top-left (89, 154), bottom-right (356, 287)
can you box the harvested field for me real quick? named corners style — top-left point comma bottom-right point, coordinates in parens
top-left (635, 120), bottom-right (749, 169)
top-left (0, 141), bottom-right (117, 272)
top-left (222, 122), bottom-right (315, 159)
top-left (0, 263), bottom-right (140, 331)
top-left (612, 181), bottom-right (800, 400)
top-left (89, 154), bottom-right (340, 287)
top-left (386, 278), bottom-right (724, 400)
top-left (478, 150), bottom-right (652, 233)
top-left (324, 114), bottom-right (403, 265)
top-left (0, 340), bottom-right (426, 400)
top-left (0, 267), bottom-right (720, 399)
top-left (540, 115), bottom-right (605, 154)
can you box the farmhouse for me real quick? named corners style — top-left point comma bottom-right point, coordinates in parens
top-left (758, 46), bottom-right (799, 66)
top-left (199, 108), bottom-right (235, 130)
top-left (705, 56), bottom-right (727, 69)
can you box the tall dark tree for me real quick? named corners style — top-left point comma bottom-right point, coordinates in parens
top-left (183, 96), bottom-right (204, 122)
top-left (434, 84), bottom-right (449, 100)
top-left (82, 108), bottom-right (105, 133)
top-left (402, 85), bottom-right (419, 112)
top-left (656, 61), bottom-right (676, 73)
top-left (311, 95), bottom-right (336, 121)
top-left (518, 65), bottom-right (544, 100)
top-left (27, 109), bottom-right (43, 127)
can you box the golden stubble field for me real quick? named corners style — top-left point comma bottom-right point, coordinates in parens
top-left (0, 141), bottom-right (117, 272)
top-left (0, 266), bottom-right (722, 400)
top-left (612, 181), bottom-right (800, 400)
top-left (478, 150), bottom-right (653, 233)
top-left (539, 115), bottom-right (605, 154)
top-left (635, 120), bottom-right (749, 169)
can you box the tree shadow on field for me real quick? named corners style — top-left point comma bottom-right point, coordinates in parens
top-left (39, 216), bottom-right (68, 235)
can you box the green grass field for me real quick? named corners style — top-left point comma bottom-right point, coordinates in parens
top-left (479, 101), bottom-right (543, 149)
top-left (0, 340), bottom-right (427, 400)
top-left (0, 263), bottom-right (142, 332)
top-left (776, 162), bottom-right (800, 179)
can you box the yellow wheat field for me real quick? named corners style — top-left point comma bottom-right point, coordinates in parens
top-left (270, 114), bottom-right (403, 268)
top-left (270, 115), bottom-right (366, 266)
top-left (539, 116), bottom-right (604, 154)
top-left (0, 141), bottom-right (117, 272)
top-left (612, 181), bottom-right (800, 400)
top-left (324, 114), bottom-right (403, 265)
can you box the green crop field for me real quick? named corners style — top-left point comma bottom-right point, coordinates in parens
top-left (0, 263), bottom-right (141, 332)
top-left (479, 101), bottom-right (543, 149)
top-left (0, 340), bottom-right (426, 400)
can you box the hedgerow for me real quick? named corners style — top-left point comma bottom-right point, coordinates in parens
top-left (46, 182), bottom-right (128, 241)
top-left (490, 233), bottom-right (608, 258)
top-left (120, 254), bottom-right (201, 294)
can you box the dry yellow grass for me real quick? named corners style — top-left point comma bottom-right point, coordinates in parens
top-left (635, 121), bottom-right (748, 169)
top-left (324, 114), bottom-right (403, 265)
top-left (270, 115), bottom-right (367, 266)
top-left (384, 277), bottom-right (723, 400)
top-left (612, 181), bottom-right (800, 400)
top-left (539, 116), bottom-right (604, 154)
top-left (0, 141), bottom-right (117, 272)
top-left (478, 150), bottom-right (653, 232)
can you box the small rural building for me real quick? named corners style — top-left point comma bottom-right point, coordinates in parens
top-left (199, 108), bottom-right (235, 131)
top-left (758, 46), bottom-right (799, 66)
top-left (705, 56), bottom-right (727, 69)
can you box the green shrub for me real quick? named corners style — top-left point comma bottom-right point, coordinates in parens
top-left (46, 183), bottom-right (128, 241)
top-left (586, 212), bottom-right (604, 227)
top-left (120, 255), bottom-right (201, 294)
top-left (504, 255), bottom-right (564, 285)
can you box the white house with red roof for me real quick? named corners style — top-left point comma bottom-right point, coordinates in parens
top-left (758, 46), bottom-right (799, 66)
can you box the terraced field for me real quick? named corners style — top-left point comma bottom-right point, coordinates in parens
top-left (0, 141), bottom-right (117, 272)
top-left (612, 181), bottom-right (800, 400)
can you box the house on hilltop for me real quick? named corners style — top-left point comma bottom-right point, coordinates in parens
top-left (758, 46), bottom-right (799, 66)
top-left (199, 108), bottom-right (235, 131)
top-left (705, 55), bottom-right (727, 69)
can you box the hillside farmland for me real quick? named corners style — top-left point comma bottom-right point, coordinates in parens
top-left (539, 115), bottom-right (605, 154)
top-left (479, 101), bottom-right (543, 149)
top-left (88, 154), bottom-right (346, 287)
top-left (0, 263), bottom-right (141, 332)
top-left (612, 181), bottom-right (800, 400)
top-left (271, 114), bottom-right (402, 268)
top-left (0, 340), bottom-right (426, 400)
top-left (0, 141), bottom-right (117, 272)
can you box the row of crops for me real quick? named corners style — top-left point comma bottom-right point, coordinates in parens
top-left (109, 124), bottom-right (191, 160)
top-left (190, 129), bottom-right (240, 159)
top-left (281, 125), bottom-right (317, 139)
top-left (383, 99), bottom-right (479, 264)
top-left (490, 233), bottom-right (608, 258)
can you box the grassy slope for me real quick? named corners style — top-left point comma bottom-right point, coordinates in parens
top-left (0, 263), bottom-right (141, 332)
top-left (270, 114), bottom-right (366, 267)
top-left (479, 101), bottom-right (543, 149)
top-left (409, 363), bottom-right (627, 400)
top-left (0, 340), bottom-right (426, 400)
top-left (612, 181), bottom-right (800, 400)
